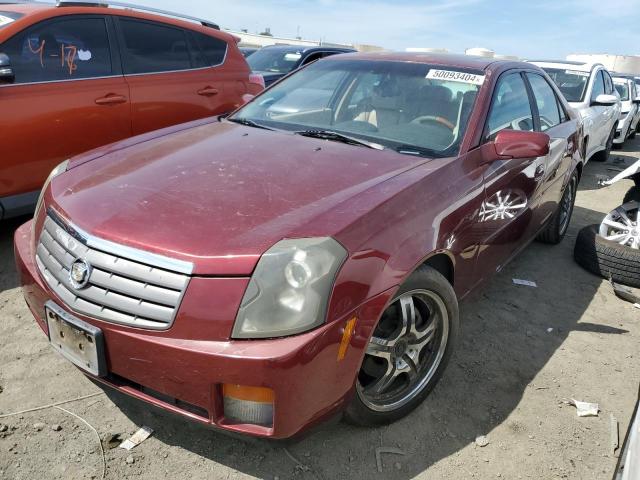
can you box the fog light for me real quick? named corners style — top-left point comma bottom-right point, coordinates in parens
top-left (223, 384), bottom-right (274, 427)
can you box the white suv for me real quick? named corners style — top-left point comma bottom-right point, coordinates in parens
top-left (611, 74), bottom-right (640, 146)
top-left (529, 60), bottom-right (621, 163)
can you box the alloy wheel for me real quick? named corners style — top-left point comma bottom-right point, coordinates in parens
top-left (599, 203), bottom-right (640, 250)
top-left (357, 289), bottom-right (449, 412)
top-left (559, 178), bottom-right (576, 235)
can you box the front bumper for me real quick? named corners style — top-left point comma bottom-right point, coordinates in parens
top-left (614, 114), bottom-right (633, 144)
top-left (15, 220), bottom-right (390, 439)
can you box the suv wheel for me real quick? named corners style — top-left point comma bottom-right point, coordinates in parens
top-left (344, 266), bottom-right (459, 426)
top-left (537, 171), bottom-right (578, 244)
top-left (595, 127), bottom-right (616, 161)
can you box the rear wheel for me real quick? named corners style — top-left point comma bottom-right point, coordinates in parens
top-left (537, 171), bottom-right (578, 244)
top-left (344, 266), bottom-right (459, 426)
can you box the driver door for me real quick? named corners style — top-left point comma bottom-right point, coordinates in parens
top-left (474, 72), bottom-right (548, 277)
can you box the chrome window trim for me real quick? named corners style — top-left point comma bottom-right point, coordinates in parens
top-left (0, 74), bottom-right (124, 88)
top-left (48, 207), bottom-right (194, 275)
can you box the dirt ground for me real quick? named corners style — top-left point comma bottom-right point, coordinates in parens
top-left (1, 140), bottom-right (640, 480)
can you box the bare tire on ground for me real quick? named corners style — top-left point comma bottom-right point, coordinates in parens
top-left (574, 224), bottom-right (640, 289)
top-left (344, 266), bottom-right (459, 426)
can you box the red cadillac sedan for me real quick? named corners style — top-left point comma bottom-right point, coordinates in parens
top-left (15, 52), bottom-right (584, 439)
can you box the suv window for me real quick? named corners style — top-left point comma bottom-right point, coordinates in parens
top-left (1, 16), bottom-right (112, 84)
top-left (188, 31), bottom-right (226, 68)
top-left (486, 73), bottom-right (534, 139)
top-left (526, 73), bottom-right (561, 131)
top-left (590, 70), bottom-right (605, 102)
top-left (118, 18), bottom-right (191, 74)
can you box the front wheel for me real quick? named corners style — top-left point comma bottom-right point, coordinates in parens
top-left (594, 127), bottom-right (616, 162)
top-left (344, 266), bottom-right (459, 426)
top-left (537, 171), bottom-right (578, 244)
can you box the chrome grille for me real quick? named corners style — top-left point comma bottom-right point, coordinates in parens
top-left (36, 211), bottom-right (193, 330)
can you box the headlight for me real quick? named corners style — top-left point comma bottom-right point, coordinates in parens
top-left (232, 237), bottom-right (347, 339)
top-left (34, 160), bottom-right (69, 221)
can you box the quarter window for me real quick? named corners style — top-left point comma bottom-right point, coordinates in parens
top-left (603, 71), bottom-right (614, 94)
top-left (526, 73), bottom-right (562, 131)
top-left (590, 70), bottom-right (605, 102)
top-left (188, 31), bottom-right (226, 68)
top-left (486, 73), bottom-right (534, 139)
top-left (118, 18), bottom-right (191, 74)
top-left (1, 17), bottom-right (112, 84)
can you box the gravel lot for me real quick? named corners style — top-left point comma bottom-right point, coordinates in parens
top-left (1, 140), bottom-right (639, 480)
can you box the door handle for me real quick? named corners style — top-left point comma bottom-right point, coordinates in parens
top-left (197, 87), bottom-right (219, 97)
top-left (534, 164), bottom-right (545, 179)
top-left (95, 94), bottom-right (127, 106)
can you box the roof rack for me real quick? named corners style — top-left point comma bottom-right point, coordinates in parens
top-left (55, 1), bottom-right (220, 29)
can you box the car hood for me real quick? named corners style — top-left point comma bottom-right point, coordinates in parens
top-left (49, 121), bottom-right (429, 275)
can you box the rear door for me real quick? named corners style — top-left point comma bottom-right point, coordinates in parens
top-left (474, 71), bottom-right (548, 276)
top-left (0, 14), bottom-right (130, 199)
top-left (114, 17), bottom-right (228, 135)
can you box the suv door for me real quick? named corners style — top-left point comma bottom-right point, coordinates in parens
top-left (588, 69), bottom-right (607, 153)
top-left (115, 17), bottom-right (228, 135)
top-left (525, 72), bottom-right (574, 228)
top-left (474, 71), bottom-right (548, 275)
top-left (0, 14), bottom-right (130, 202)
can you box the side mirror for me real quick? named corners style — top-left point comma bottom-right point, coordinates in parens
top-left (0, 53), bottom-right (14, 84)
top-left (591, 93), bottom-right (618, 106)
top-left (493, 130), bottom-right (550, 159)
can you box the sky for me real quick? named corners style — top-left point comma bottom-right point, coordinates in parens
top-left (134, 0), bottom-right (639, 58)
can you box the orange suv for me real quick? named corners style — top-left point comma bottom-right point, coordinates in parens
top-left (0, 1), bottom-right (264, 220)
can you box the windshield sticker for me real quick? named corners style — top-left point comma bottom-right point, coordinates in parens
top-left (426, 69), bottom-right (485, 85)
top-left (565, 70), bottom-right (589, 77)
top-left (0, 15), bottom-right (14, 27)
top-left (284, 53), bottom-right (302, 61)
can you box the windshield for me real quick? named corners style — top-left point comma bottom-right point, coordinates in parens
top-left (0, 11), bottom-right (22, 30)
top-left (542, 68), bottom-right (589, 102)
top-left (232, 60), bottom-right (484, 157)
top-left (614, 80), bottom-right (630, 101)
top-left (247, 48), bottom-right (302, 74)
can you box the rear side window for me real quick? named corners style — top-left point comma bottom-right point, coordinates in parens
top-left (1, 16), bottom-right (112, 84)
top-left (486, 73), bottom-right (534, 139)
top-left (188, 31), bottom-right (226, 68)
top-left (590, 70), bottom-right (605, 102)
top-left (118, 18), bottom-right (191, 74)
top-left (526, 73), bottom-right (562, 131)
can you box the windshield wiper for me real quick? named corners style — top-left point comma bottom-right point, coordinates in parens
top-left (394, 144), bottom-right (440, 158)
top-left (227, 117), bottom-right (274, 131)
top-left (295, 129), bottom-right (384, 150)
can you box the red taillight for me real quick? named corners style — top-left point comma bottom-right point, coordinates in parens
top-left (249, 73), bottom-right (265, 89)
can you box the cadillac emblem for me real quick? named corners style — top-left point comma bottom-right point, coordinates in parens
top-left (69, 259), bottom-right (92, 290)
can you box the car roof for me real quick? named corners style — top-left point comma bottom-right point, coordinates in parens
top-left (261, 44), bottom-right (355, 53)
top-left (529, 60), bottom-right (602, 72)
top-left (327, 51), bottom-right (530, 72)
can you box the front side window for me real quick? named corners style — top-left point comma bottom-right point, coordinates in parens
top-left (590, 70), bottom-right (605, 102)
top-left (613, 79), bottom-right (630, 101)
top-left (1, 16), bottom-right (112, 84)
top-left (247, 48), bottom-right (302, 74)
top-left (486, 73), bottom-right (534, 138)
top-left (603, 71), bottom-right (614, 94)
top-left (233, 60), bottom-right (484, 157)
top-left (526, 73), bottom-right (561, 131)
top-left (542, 68), bottom-right (589, 103)
top-left (118, 18), bottom-right (191, 74)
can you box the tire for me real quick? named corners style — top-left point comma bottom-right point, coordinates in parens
top-left (344, 266), bottom-right (459, 426)
top-left (629, 128), bottom-right (636, 140)
top-left (537, 171), bottom-right (578, 244)
top-left (624, 186), bottom-right (640, 204)
top-left (574, 224), bottom-right (640, 289)
top-left (594, 127), bottom-right (616, 162)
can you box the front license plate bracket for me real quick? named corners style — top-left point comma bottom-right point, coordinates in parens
top-left (45, 301), bottom-right (107, 377)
